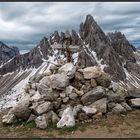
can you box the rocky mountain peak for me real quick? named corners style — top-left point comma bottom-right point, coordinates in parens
top-left (0, 41), bottom-right (20, 65)
top-left (107, 31), bottom-right (136, 63)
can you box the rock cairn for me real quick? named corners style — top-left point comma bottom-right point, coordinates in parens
top-left (2, 61), bottom-right (140, 129)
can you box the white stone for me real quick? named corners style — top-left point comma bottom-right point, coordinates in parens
top-left (2, 114), bottom-right (16, 124)
top-left (58, 63), bottom-right (76, 79)
top-left (57, 107), bottom-right (75, 128)
top-left (35, 115), bottom-right (47, 129)
top-left (31, 91), bottom-right (42, 102)
top-left (82, 106), bottom-right (97, 114)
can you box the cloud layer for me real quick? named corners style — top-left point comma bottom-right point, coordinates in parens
top-left (0, 2), bottom-right (140, 50)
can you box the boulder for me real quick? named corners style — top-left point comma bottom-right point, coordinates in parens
top-left (82, 106), bottom-right (97, 114)
top-left (95, 72), bottom-right (111, 88)
top-left (109, 81), bottom-right (119, 92)
top-left (69, 92), bottom-right (78, 100)
top-left (34, 102), bottom-right (53, 115)
top-left (35, 115), bottom-right (47, 129)
top-left (83, 66), bottom-right (102, 79)
top-left (31, 91), bottom-right (42, 102)
top-left (106, 90), bottom-right (125, 103)
top-left (53, 98), bottom-right (61, 110)
top-left (75, 72), bottom-right (84, 81)
top-left (75, 90), bottom-right (84, 97)
top-left (57, 107), bottom-right (75, 128)
top-left (51, 111), bottom-right (60, 123)
top-left (78, 112), bottom-right (89, 121)
top-left (129, 98), bottom-right (140, 108)
top-left (58, 63), bottom-right (76, 79)
top-left (112, 103), bottom-right (126, 114)
top-left (27, 114), bottom-right (37, 123)
top-left (2, 114), bottom-right (16, 124)
top-left (81, 86), bottom-right (105, 105)
top-left (50, 73), bottom-right (69, 90)
top-left (73, 104), bottom-right (83, 117)
top-left (121, 102), bottom-right (132, 111)
top-left (80, 85), bottom-right (90, 93)
top-left (126, 88), bottom-right (140, 99)
top-left (66, 85), bottom-right (77, 95)
top-left (45, 111), bottom-right (60, 123)
top-left (9, 95), bottom-right (31, 120)
top-left (49, 64), bottom-right (59, 73)
top-left (89, 98), bottom-right (107, 113)
top-left (107, 102), bottom-right (116, 111)
top-left (60, 92), bottom-right (66, 98)
top-left (12, 105), bottom-right (31, 120)
top-left (63, 97), bottom-right (69, 103)
top-left (91, 79), bottom-right (97, 88)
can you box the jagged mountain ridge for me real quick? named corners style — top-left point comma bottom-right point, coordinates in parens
top-left (0, 41), bottom-right (19, 66)
top-left (0, 14), bottom-right (140, 109)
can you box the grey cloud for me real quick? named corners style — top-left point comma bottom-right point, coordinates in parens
top-left (0, 2), bottom-right (140, 50)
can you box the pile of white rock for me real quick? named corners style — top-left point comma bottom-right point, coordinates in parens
top-left (2, 62), bottom-right (140, 129)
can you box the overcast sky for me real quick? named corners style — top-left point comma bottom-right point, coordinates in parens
top-left (0, 2), bottom-right (140, 53)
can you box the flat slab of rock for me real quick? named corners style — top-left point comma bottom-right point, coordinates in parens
top-left (89, 98), bottom-right (107, 113)
top-left (58, 63), bottom-right (76, 79)
top-left (81, 86), bottom-right (105, 105)
top-left (129, 98), bottom-right (140, 108)
top-left (83, 66), bottom-right (102, 79)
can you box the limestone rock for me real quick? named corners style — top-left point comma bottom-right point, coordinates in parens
top-left (95, 72), bottom-right (111, 88)
top-left (63, 97), bottom-right (69, 103)
top-left (27, 114), bottom-right (37, 123)
top-left (81, 86), bottom-right (105, 105)
top-left (82, 106), bottom-right (97, 114)
top-left (34, 102), bottom-right (53, 115)
top-left (57, 107), bottom-right (75, 128)
top-left (121, 102), bottom-right (132, 111)
top-left (50, 73), bottom-right (69, 90)
top-left (58, 63), bottom-right (76, 79)
top-left (89, 98), bottom-right (107, 113)
top-left (73, 104), bottom-right (83, 117)
top-left (91, 79), bottom-right (97, 88)
top-left (83, 66), bottom-right (102, 79)
top-left (75, 72), bottom-right (84, 81)
top-left (2, 114), bottom-right (16, 124)
top-left (129, 98), bottom-right (140, 108)
top-left (112, 103), bottom-right (126, 114)
top-left (35, 115), bottom-right (47, 129)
